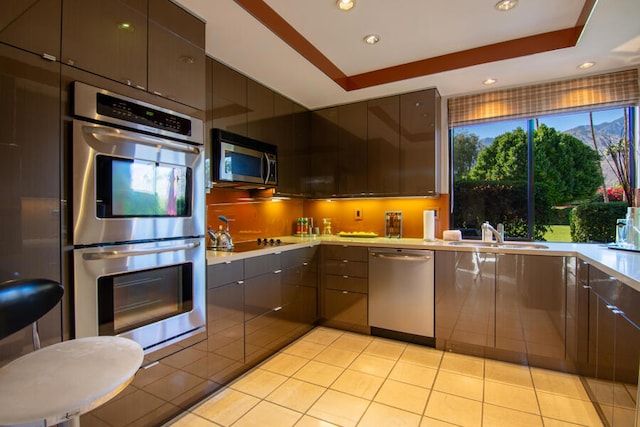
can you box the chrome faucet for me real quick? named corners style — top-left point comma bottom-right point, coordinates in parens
top-left (481, 222), bottom-right (504, 243)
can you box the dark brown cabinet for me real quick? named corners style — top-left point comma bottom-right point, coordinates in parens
top-left (247, 79), bottom-right (275, 143)
top-left (583, 267), bottom-right (640, 427)
top-left (206, 260), bottom-right (245, 384)
top-left (367, 96), bottom-right (400, 195)
top-left (495, 254), bottom-right (568, 365)
top-left (210, 57), bottom-right (248, 135)
top-left (320, 245), bottom-right (369, 333)
top-left (310, 108), bottom-right (339, 197)
top-left (338, 101), bottom-right (368, 195)
top-left (0, 0), bottom-right (61, 58)
top-left (62, 0), bottom-right (204, 109)
top-left (62, 0), bottom-right (148, 89)
top-left (0, 44), bottom-right (61, 365)
top-left (435, 251), bottom-right (496, 353)
top-left (147, 0), bottom-right (205, 109)
top-left (400, 89), bottom-right (440, 195)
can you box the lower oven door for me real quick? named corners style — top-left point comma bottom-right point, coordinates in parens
top-left (73, 237), bottom-right (205, 353)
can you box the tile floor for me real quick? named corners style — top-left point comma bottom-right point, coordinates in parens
top-left (165, 327), bottom-right (604, 427)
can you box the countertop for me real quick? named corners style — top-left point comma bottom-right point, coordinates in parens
top-left (207, 235), bottom-right (640, 292)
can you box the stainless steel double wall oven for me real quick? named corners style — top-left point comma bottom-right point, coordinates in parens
top-left (71, 82), bottom-right (205, 353)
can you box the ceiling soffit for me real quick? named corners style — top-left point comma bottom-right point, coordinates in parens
top-left (233, 0), bottom-right (597, 92)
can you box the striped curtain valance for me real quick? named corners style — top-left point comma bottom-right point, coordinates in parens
top-left (448, 68), bottom-right (640, 127)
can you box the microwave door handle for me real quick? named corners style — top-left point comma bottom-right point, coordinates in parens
top-left (82, 241), bottom-right (200, 261)
top-left (85, 126), bottom-right (200, 155)
top-left (263, 152), bottom-right (270, 185)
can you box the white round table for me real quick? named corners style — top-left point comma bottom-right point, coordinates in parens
top-left (0, 336), bottom-right (143, 427)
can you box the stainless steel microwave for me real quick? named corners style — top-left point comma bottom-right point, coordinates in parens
top-left (212, 129), bottom-right (278, 189)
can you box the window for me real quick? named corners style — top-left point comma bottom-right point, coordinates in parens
top-left (450, 107), bottom-right (636, 242)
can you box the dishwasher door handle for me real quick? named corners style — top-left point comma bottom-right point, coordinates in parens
top-left (370, 252), bottom-right (432, 261)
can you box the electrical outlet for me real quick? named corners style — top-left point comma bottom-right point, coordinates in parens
top-left (355, 208), bottom-right (363, 220)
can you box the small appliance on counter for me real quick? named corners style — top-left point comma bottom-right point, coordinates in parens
top-left (610, 206), bottom-right (640, 252)
top-left (385, 211), bottom-right (402, 238)
top-left (208, 215), bottom-right (233, 251)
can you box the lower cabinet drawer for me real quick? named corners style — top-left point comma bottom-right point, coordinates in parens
top-left (325, 274), bottom-right (368, 293)
top-left (323, 289), bottom-right (367, 327)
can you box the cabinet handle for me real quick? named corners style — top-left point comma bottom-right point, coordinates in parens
top-left (582, 285), bottom-right (592, 289)
top-left (42, 53), bottom-right (56, 62)
top-left (225, 261), bottom-right (232, 264)
top-left (342, 275), bottom-right (349, 279)
top-left (273, 270), bottom-right (282, 274)
top-left (303, 262), bottom-right (309, 266)
top-left (612, 309), bottom-right (624, 315)
top-left (273, 306), bottom-right (283, 312)
top-left (342, 260), bottom-right (349, 263)
top-left (342, 291), bottom-right (349, 294)
top-left (237, 280), bottom-right (244, 285)
top-left (606, 304), bottom-right (618, 310)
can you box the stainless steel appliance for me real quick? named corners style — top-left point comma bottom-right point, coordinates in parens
top-left (71, 82), bottom-right (206, 353)
top-left (212, 129), bottom-right (277, 189)
top-left (73, 237), bottom-right (205, 351)
top-left (368, 248), bottom-right (435, 345)
top-left (72, 82), bottom-right (204, 245)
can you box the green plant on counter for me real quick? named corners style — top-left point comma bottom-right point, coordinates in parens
top-left (570, 201), bottom-right (628, 243)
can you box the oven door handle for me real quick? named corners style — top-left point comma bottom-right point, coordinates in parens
top-left (82, 242), bottom-right (200, 260)
top-left (86, 126), bottom-right (200, 155)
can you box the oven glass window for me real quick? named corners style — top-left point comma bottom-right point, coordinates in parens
top-left (96, 155), bottom-right (192, 217)
top-left (97, 263), bottom-right (193, 335)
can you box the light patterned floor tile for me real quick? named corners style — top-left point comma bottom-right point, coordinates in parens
top-left (283, 340), bottom-right (327, 359)
top-left (484, 380), bottom-right (539, 414)
top-left (482, 403), bottom-right (543, 427)
top-left (374, 379), bottom-right (431, 414)
top-left (307, 389), bottom-right (370, 427)
top-left (419, 416), bottom-right (459, 426)
top-left (330, 369), bottom-right (385, 399)
top-left (399, 344), bottom-right (443, 369)
top-left (192, 388), bottom-right (259, 426)
top-left (389, 361), bottom-right (437, 388)
top-left (349, 353), bottom-right (396, 377)
top-left (363, 337), bottom-right (407, 360)
top-left (484, 359), bottom-right (533, 388)
top-left (266, 377), bottom-right (325, 413)
top-left (230, 368), bottom-right (288, 398)
top-left (292, 360), bottom-right (344, 387)
top-left (329, 333), bottom-right (373, 353)
top-left (294, 415), bottom-right (339, 427)
top-left (536, 390), bottom-right (604, 426)
top-left (359, 402), bottom-right (422, 427)
top-left (301, 327), bottom-right (344, 346)
top-left (260, 352), bottom-right (309, 377)
top-left (424, 391), bottom-right (483, 427)
top-left (530, 367), bottom-right (591, 400)
top-left (233, 400), bottom-right (301, 427)
top-left (439, 352), bottom-right (484, 379)
top-left (432, 370), bottom-right (484, 401)
top-left (541, 418), bottom-right (588, 427)
top-left (314, 346), bottom-right (359, 368)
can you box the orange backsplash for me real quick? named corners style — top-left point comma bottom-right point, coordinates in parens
top-left (206, 189), bottom-right (450, 241)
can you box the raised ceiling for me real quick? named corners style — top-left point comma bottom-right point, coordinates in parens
top-left (175, 0), bottom-right (640, 109)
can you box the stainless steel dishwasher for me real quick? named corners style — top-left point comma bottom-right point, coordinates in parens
top-left (369, 248), bottom-right (435, 344)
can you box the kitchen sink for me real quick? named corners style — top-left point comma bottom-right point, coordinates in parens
top-left (447, 241), bottom-right (549, 249)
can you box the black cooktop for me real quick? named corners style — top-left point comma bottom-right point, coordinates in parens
top-left (211, 238), bottom-right (291, 253)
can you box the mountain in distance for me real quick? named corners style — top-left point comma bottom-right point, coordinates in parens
top-left (562, 117), bottom-right (625, 189)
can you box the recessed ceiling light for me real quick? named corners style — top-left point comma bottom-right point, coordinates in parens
top-left (363, 34), bottom-right (380, 45)
top-left (483, 78), bottom-right (497, 85)
top-left (337, 0), bottom-right (354, 11)
top-left (578, 61), bottom-right (596, 69)
top-left (495, 0), bottom-right (518, 11)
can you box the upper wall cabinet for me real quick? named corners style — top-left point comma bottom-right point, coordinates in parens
top-left (0, 0), bottom-right (61, 59)
top-left (62, 0), bottom-right (148, 90)
top-left (211, 58), bottom-right (248, 136)
top-left (400, 89), bottom-right (440, 195)
top-left (148, 0), bottom-right (205, 110)
top-left (368, 96), bottom-right (400, 196)
top-left (62, 0), bottom-right (205, 109)
top-left (338, 101), bottom-right (368, 196)
top-left (247, 79), bottom-right (274, 143)
top-left (310, 107), bottom-right (339, 197)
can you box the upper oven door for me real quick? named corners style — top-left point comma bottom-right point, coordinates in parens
top-left (72, 119), bottom-right (204, 245)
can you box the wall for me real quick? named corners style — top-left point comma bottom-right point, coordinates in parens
top-left (207, 189), bottom-right (450, 240)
